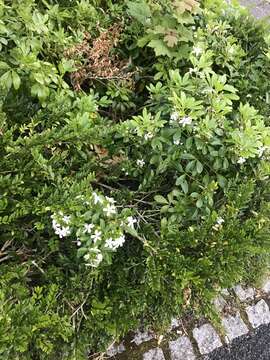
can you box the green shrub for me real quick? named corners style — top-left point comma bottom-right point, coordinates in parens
top-left (0, 0), bottom-right (269, 358)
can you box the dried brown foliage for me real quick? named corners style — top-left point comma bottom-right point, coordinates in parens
top-left (65, 25), bottom-right (132, 90)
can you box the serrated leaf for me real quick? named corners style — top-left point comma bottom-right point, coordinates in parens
top-left (173, 0), bottom-right (200, 14)
top-left (164, 33), bottom-right (178, 47)
top-left (127, 1), bottom-right (151, 25)
top-left (148, 39), bottom-right (172, 57)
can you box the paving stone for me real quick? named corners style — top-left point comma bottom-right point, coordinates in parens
top-left (246, 299), bottom-right (270, 328)
top-left (132, 330), bottom-right (154, 345)
top-left (213, 295), bottom-right (227, 312)
top-left (106, 342), bottom-right (126, 357)
top-left (143, 348), bottom-right (165, 360)
top-left (233, 285), bottom-right (255, 301)
top-left (169, 336), bottom-right (196, 360)
top-left (262, 279), bottom-right (270, 294)
top-left (169, 318), bottom-right (181, 331)
top-left (193, 323), bottom-right (222, 355)
top-left (222, 312), bottom-right (249, 343)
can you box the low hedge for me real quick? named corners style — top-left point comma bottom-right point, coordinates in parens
top-left (0, 0), bottom-right (269, 358)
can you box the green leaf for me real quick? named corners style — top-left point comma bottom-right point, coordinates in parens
top-left (196, 160), bottom-right (203, 174)
top-left (31, 83), bottom-right (50, 100)
top-left (181, 180), bottom-right (188, 194)
top-left (164, 33), bottom-right (178, 47)
top-left (181, 153), bottom-right (195, 160)
top-left (196, 198), bottom-right (203, 208)
top-left (12, 71), bottom-right (21, 90)
top-left (176, 175), bottom-right (189, 194)
top-left (0, 70), bottom-right (12, 90)
top-left (126, 1), bottom-right (151, 25)
top-left (0, 61), bottom-right (10, 70)
top-left (148, 39), bottom-right (172, 57)
top-left (154, 195), bottom-right (168, 204)
top-left (217, 174), bottom-right (227, 188)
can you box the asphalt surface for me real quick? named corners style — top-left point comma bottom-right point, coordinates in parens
top-left (203, 324), bottom-right (270, 360)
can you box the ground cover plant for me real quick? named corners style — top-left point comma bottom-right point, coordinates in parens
top-left (0, 0), bottom-right (270, 358)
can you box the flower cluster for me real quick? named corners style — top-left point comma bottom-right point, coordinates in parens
top-left (51, 212), bottom-right (71, 238)
top-left (105, 235), bottom-right (126, 251)
top-left (170, 110), bottom-right (192, 127)
top-left (51, 193), bottom-right (138, 268)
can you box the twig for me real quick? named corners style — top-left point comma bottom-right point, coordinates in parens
top-left (0, 255), bottom-right (11, 263)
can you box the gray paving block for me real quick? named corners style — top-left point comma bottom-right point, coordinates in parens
top-left (193, 323), bottom-right (222, 355)
top-left (213, 295), bottom-right (227, 312)
top-left (222, 312), bottom-right (249, 343)
top-left (262, 279), bottom-right (270, 294)
top-left (233, 285), bottom-right (255, 301)
top-left (132, 330), bottom-right (154, 345)
top-left (246, 299), bottom-right (270, 328)
top-left (106, 342), bottom-right (126, 357)
top-left (143, 348), bottom-right (165, 360)
top-left (169, 336), bottom-right (196, 360)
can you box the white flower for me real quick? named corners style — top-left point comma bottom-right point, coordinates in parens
top-left (84, 249), bottom-right (103, 267)
top-left (77, 240), bottom-right (82, 246)
top-left (170, 111), bottom-right (179, 122)
top-left (51, 215), bottom-right (71, 238)
top-left (105, 237), bottom-right (114, 249)
top-left (216, 217), bottom-right (224, 225)
top-left (173, 139), bottom-right (181, 145)
top-left (52, 218), bottom-right (60, 231)
top-left (127, 216), bottom-right (137, 228)
top-left (144, 132), bottom-right (154, 140)
top-left (91, 230), bottom-right (102, 243)
top-left (228, 46), bottom-right (235, 55)
top-left (62, 215), bottom-right (71, 224)
top-left (105, 235), bottom-right (126, 250)
top-left (258, 146), bottom-right (265, 158)
top-left (84, 223), bottom-right (94, 234)
top-left (95, 253), bottom-right (103, 266)
top-left (114, 235), bottom-right (126, 248)
top-left (136, 159), bottom-right (145, 167)
top-left (237, 157), bottom-right (246, 164)
top-left (105, 196), bottom-right (116, 204)
top-left (179, 116), bottom-right (192, 126)
top-left (92, 192), bottom-right (103, 204)
top-left (56, 226), bottom-right (71, 238)
top-left (103, 204), bottom-right (117, 217)
top-left (193, 46), bottom-right (203, 56)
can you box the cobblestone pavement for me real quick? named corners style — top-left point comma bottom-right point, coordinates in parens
top-left (106, 279), bottom-right (270, 359)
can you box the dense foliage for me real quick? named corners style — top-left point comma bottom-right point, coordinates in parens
top-left (0, 0), bottom-right (270, 358)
